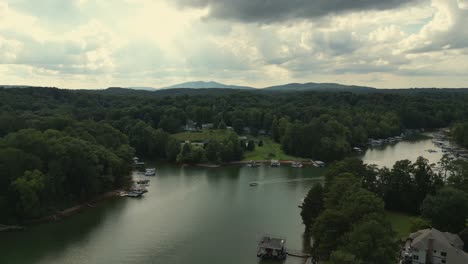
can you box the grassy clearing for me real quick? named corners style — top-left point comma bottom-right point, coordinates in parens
top-left (385, 211), bottom-right (413, 239)
top-left (173, 130), bottom-right (300, 161)
top-left (172, 130), bottom-right (231, 142)
top-left (243, 136), bottom-right (298, 161)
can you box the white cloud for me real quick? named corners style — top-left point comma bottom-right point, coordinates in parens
top-left (0, 0), bottom-right (468, 88)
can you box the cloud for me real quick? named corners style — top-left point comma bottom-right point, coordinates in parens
top-left (174, 0), bottom-right (424, 23)
top-left (402, 0), bottom-right (468, 53)
top-left (1, 0), bottom-right (468, 89)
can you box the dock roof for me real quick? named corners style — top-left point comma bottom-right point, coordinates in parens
top-left (258, 236), bottom-right (286, 250)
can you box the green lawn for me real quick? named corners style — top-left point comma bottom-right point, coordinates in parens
top-left (385, 211), bottom-right (413, 239)
top-left (243, 136), bottom-right (299, 161)
top-left (173, 130), bottom-right (301, 161)
top-left (172, 130), bottom-right (231, 142)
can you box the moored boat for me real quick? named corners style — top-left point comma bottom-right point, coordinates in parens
top-left (144, 168), bottom-right (156, 176)
top-left (247, 161), bottom-right (261, 167)
top-left (291, 161), bottom-right (303, 168)
top-left (270, 160), bottom-right (280, 167)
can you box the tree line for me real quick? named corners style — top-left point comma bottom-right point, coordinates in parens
top-left (2, 87), bottom-right (468, 223)
top-left (301, 156), bottom-right (468, 262)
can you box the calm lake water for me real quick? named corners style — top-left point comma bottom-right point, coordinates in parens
top-left (0, 134), bottom-right (446, 264)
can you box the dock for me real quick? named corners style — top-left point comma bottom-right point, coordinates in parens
top-left (287, 249), bottom-right (311, 258)
top-left (0, 224), bottom-right (25, 232)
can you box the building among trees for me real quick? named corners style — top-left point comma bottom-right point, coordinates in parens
top-left (402, 228), bottom-right (468, 264)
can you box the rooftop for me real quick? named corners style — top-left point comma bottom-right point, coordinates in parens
top-left (258, 236), bottom-right (286, 250)
top-left (408, 228), bottom-right (468, 264)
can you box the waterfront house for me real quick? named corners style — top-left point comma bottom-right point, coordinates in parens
top-left (402, 228), bottom-right (468, 264)
top-left (201, 123), bottom-right (214, 130)
top-left (183, 120), bottom-right (197, 131)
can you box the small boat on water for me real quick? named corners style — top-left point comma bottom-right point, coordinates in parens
top-left (353, 147), bottom-right (363, 153)
top-left (291, 161), bottom-right (303, 168)
top-left (144, 168), bottom-right (156, 176)
top-left (249, 182), bottom-right (259, 186)
top-left (270, 160), bottom-right (280, 167)
top-left (312, 161), bottom-right (326, 168)
top-left (247, 161), bottom-right (261, 167)
top-left (136, 179), bottom-right (150, 184)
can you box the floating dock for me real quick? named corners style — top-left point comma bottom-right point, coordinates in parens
top-left (0, 224), bottom-right (25, 232)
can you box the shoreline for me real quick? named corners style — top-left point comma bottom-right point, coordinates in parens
top-left (25, 190), bottom-right (122, 226)
top-left (193, 160), bottom-right (316, 168)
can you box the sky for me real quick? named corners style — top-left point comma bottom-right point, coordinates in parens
top-left (1, 0), bottom-right (468, 89)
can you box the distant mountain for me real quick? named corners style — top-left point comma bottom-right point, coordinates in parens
top-left (161, 81), bottom-right (255, 90)
top-left (0, 85), bottom-right (37, 89)
top-left (263, 82), bottom-right (376, 92)
top-left (126, 86), bottom-right (157, 91)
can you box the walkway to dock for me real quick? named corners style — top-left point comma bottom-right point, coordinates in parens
top-left (287, 249), bottom-right (311, 258)
top-left (0, 224), bottom-right (24, 232)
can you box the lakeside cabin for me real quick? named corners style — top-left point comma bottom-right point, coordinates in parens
top-left (257, 236), bottom-right (287, 260)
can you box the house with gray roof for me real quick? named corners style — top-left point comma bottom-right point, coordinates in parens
top-left (402, 228), bottom-right (468, 264)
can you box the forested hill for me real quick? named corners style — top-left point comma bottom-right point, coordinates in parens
top-left (160, 81), bottom-right (255, 90)
top-left (263, 82), bottom-right (376, 92)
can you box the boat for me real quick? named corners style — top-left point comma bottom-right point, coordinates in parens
top-left (352, 147), bottom-right (363, 153)
top-left (291, 161), bottom-right (303, 168)
top-left (144, 168), bottom-right (156, 176)
top-left (270, 160), bottom-right (280, 167)
top-left (249, 182), bottom-right (259, 186)
top-left (247, 161), bottom-right (261, 168)
top-left (313, 161), bottom-right (326, 167)
top-left (136, 179), bottom-right (150, 184)
top-left (130, 187), bottom-right (148, 193)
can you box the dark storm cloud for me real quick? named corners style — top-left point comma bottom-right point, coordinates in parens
top-left (175, 0), bottom-right (423, 22)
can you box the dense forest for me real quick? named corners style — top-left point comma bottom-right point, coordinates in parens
top-left (301, 156), bottom-right (468, 263)
top-left (2, 86), bottom-right (468, 223)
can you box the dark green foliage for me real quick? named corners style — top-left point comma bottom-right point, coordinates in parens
top-left (447, 159), bottom-right (468, 194)
top-left (246, 140), bottom-right (255, 151)
top-left (205, 141), bottom-right (221, 163)
top-left (453, 122), bottom-right (468, 148)
top-left (326, 157), bottom-right (443, 215)
top-left (232, 118), bottom-right (244, 134)
top-left (459, 227), bottom-right (468, 251)
top-left (422, 187), bottom-right (468, 233)
top-left (300, 183), bottom-right (324, 232)
top-left (381, 157), bottom-right (442, 214)
top-left (217, 119), bottom-right (227, 130)
top-left (310, 174), bottom-right (397, 262)
top-left (409, 217), bottom-right (432, 232)
top-left (0, 128), bottom-right (133, 223)
top-left (165, 138), bottom-right (181, 162)
top-left (176, 143), bottom-right (205, 164)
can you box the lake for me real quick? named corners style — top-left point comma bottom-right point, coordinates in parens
top-left (0, 133), bottom-right (446, 264)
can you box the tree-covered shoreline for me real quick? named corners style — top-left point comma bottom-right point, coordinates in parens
top-left (2, 87), bottom-right (468, 224)
top-left (301, 156), bottom-right (468, 263)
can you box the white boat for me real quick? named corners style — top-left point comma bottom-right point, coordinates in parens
top-left (313, 161), bottom-right (326, 167)
top-left (352, 147), bottom-right (363, 153)
top-left (144, 168), bottom-right (156, 176)
top-left (270, 160), bottom-right (280, 167)
top-left (291, 162), bottom-right (303, 168)
top-left (247, 161), bottom-right (261, 167)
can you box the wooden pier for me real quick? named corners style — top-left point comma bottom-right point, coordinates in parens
top-left (0, 224), bottom-right (25, 232)
top-left (287, 249), bottom-right (311, 258)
